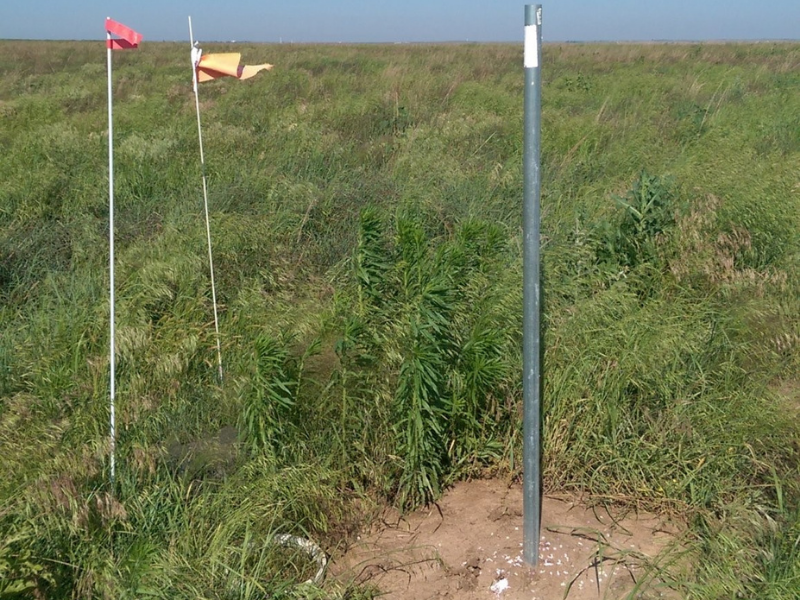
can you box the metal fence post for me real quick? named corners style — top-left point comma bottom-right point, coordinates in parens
top-left (522, 3), bottom-right (543, 567)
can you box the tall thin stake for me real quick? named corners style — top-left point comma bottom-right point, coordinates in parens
top-left (106, 24), bottom-right (117, 485)
top-left (189, 16), bottom-right (224, 382)
top-left (522, 4), bottom-right (543, 567)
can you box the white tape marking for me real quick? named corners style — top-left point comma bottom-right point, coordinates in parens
top-left (524, 25), bottom-right (539, 69)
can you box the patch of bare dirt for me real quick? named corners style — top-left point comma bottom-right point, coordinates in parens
top-left (333, 480), bottom-right (682, 600)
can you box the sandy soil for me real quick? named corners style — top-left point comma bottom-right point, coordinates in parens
top-left (333, 480), bottom-right (682, 600)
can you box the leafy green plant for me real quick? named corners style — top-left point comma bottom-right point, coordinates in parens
top-left (596, 170), bottom-right (678, 269)
top-left (240, 335), bottom-right (298, 456)
top-left (390, 227), bottom-right (456, 507)
top-left (343, 209), bottom-right (519, 506)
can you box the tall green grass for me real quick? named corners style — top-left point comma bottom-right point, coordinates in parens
top-left (0, 40), bottom-right (798, 598)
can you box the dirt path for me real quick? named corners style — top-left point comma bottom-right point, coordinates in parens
top-left (333, 480), bottom-right (682, 600)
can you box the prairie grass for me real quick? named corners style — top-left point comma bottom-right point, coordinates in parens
top-left (0, 40), bottom-right (798, 598)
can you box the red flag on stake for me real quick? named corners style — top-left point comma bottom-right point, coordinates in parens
top-left (106, 17), bottom-right (142, 50)
top-left (106, 15), bottom-right (142, 486)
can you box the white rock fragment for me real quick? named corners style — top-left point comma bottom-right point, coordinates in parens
top-left (490, 578), bottom-right (510, 594)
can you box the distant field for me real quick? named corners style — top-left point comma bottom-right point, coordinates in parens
top-left (0, 41), bottom-right (798, 599)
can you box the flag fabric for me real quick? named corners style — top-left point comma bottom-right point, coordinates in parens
top-left (106, 17), bottom-right (142, 50)
top-left (192, 48), bottom-right (273, 82)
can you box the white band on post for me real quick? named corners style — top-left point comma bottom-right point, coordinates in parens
top-left (524, 25), bottom-right (539, 69)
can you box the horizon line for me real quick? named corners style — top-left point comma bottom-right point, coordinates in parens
top-left (1, 37), bottom-right (798, 44)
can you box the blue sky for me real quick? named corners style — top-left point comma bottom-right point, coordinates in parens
top-left (1, 0), bottom-right (798, 42)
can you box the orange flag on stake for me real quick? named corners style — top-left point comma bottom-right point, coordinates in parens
top-left (192, 48), bottom-right (273, 82)
top-left (106, 17), bottom-right (142, 50)
top-left (185, 19), bottom-right (272, 384)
